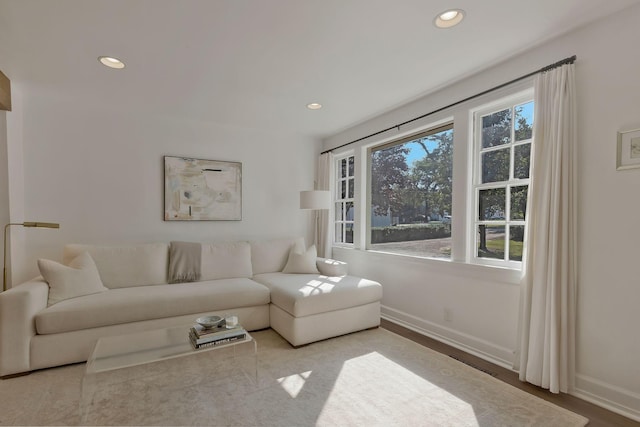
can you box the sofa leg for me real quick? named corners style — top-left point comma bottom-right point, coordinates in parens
top-left (1, 371), bottom-right (31, 380)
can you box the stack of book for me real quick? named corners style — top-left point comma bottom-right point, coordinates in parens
top-left (189, 324), bottom-right (247, 349)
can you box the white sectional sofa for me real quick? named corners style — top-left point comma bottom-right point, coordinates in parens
top-left (0, 237), bottom-right (382, 377)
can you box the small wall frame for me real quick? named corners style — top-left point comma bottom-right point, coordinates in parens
top-left (616, 128), bottom-right (640, 171)
top-left (164, 156), bottom-right (242, 221)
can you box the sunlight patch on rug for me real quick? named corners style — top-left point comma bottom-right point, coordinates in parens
top-left (277, 370), bottom-right (312, 398)
top-left (317, 351), bottom-right (479, 426)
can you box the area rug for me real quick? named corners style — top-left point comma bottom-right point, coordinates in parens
top-left (0, 328), bottom-right (588, 426)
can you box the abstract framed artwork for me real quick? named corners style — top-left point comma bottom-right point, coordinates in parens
top-left (616, 128), bottom-right (640, 171)
top-left (164, 156), bottom-right (242, 221)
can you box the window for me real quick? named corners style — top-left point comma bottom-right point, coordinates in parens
top-left (334, 155), bottom-right (355, 244)
top-left (369, 124), bottom-right (453, 259)
top-left (472, 97), bottom-right (533, 267)
top-left (331, 88), bottom-right (534, 271)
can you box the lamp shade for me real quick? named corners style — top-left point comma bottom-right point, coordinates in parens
top-left (299, 190), bottom-right (331, 210)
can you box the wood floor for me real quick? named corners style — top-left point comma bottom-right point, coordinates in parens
top-left (381, 319), bottom-right (639, 427)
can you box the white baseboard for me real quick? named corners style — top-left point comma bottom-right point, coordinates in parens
top-left (381, 305), bottom-right (515, 370)
top-left (573, 374), bottom-right (640, 422)
top-left (381, 306), bottom-right (640, 423)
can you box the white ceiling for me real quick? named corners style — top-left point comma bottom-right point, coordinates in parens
top-left (1, 0), bottom-right (638, 139)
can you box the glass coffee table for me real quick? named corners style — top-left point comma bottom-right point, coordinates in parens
top-left (80, 325), bottom-right (257, 425)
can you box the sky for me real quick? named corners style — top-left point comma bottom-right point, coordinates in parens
top-left (406, 140), bottom-right (436, 168)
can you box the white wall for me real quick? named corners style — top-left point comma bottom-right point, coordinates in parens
top-left (6, 84), bottom-right (320, 285)
top-left (0, 111), bottom-right (8, 284)
top-left (325, 4), bottom-right (640, 421)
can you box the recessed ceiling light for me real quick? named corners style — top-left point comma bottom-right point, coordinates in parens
top-left (306, 103), bottom-right (322, 110)
top-left (434, 9), bottom-right (465, 28)
top-left (98, 56), bottom-right (125, 69)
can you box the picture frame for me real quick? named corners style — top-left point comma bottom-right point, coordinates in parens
top-left (164, 156), bottom-right (242, 221)
top-left (616, 128), bottom-right (640, 171)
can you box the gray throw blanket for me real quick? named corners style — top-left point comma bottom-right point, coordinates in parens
top-left (168, 241), bottom-right (201, 283)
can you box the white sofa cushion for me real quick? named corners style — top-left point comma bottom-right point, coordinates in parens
top-left (282, 245), bottom-right (320, 274)
top-left (250, 237), bottom-right (304, 274)
top-left (200, 241), bottom-right (253, 280)
top-left (64, 243), bottom-right (169, 289)
top-left (38, 252), bottom-right (108, 306)
top-left (252, 272), bottom-right (382, 318)
top-left (35, 278), bottom-right (270, 335)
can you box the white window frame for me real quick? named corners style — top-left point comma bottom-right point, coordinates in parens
top-left (334, 153), bottom-right (355, 246)
top-left (470, 90), bottom-right (533, 269)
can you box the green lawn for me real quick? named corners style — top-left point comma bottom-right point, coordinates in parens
top-left (479, 239), bottom-right (523, 261)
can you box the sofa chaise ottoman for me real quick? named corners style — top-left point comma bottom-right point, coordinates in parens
top-left (251, 238), bottom-right (382, 347)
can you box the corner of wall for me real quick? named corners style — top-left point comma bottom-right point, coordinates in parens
top-left (4, 83), bottom-right (26, 287)
top-left (0, 111), bottom-right (9, 278)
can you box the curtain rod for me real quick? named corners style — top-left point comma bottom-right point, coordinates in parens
top-left (321, 54), bottom-right (576, 155)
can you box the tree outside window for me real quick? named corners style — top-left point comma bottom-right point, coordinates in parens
top-left (369, 125), bottom-right (453, 259)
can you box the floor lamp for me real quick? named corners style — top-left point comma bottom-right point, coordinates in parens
top-left (299, 190), bottom-right (330, 248)
top-left (3, 221), bottom-right (60, 292)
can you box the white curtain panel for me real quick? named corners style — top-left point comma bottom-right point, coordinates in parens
top-left (516, 63), bottom-right (577, 394)
top-left (316, 152), bottom-right (333, 258)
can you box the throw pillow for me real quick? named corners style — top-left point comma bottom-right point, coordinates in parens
top-left (38, 251), bottom-right (108, 306)
top-left (282, 244), bottom-right (320, 274)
